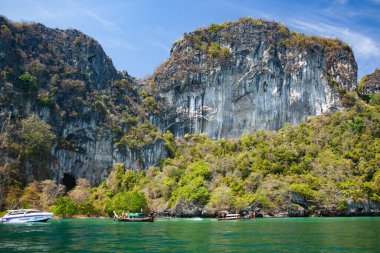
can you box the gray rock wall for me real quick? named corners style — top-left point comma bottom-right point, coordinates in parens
top-left (161, 52), bottom-right (339, 138)
top-left (51, 119), bottom-right (167, 185)
top-left (0, 16), bottom-right (167, 185)
top-left (154, 19), bottom-right (357, 138)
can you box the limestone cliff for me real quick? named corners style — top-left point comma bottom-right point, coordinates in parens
top-left (0, 16), bottom-right (359, 186)
top-left (153, 18), bottom-right (357, 138)
top-left (0, 16), bottom-right (166, 185)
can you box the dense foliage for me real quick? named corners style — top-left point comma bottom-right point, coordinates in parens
top-left (144, 100), bottom-right (379, 216)
top-left (1, 98), bottom-right (378, 217)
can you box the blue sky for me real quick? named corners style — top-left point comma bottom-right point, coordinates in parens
top-left (2, 0), bottom-right (380, 79)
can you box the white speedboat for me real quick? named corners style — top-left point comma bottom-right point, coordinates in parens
top-left (1, 209), bottom-right (53, 223)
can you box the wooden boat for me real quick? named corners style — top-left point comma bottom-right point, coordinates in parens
top-left (217, 211), bottom-right (241, 220)
top-left (113, 211), bottom-right (155, 222)
top-left (217, 211), bottom-right (255, 220)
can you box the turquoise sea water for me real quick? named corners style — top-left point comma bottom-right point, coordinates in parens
top-left (0, 217), bottom-right (379, 252)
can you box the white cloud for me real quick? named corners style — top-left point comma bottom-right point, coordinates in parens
top-left (292, 20), bottom-right (380, 58)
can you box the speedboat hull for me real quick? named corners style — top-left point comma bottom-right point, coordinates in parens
top-left (1, 210), bottom-right (53, 224)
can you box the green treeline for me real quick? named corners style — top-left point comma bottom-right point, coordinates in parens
top-left (1, 98), bottom-right (379, 217)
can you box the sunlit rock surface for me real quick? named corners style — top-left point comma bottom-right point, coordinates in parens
top-left (153, 18), bottom-right (357, 138)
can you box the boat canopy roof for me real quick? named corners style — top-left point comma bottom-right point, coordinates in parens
top-left (7, 209), bottom-right (40, 213)
top-left (128, 213), bottom-right (143, 217)
top-left (5, 209), bottom-right (42, 216)
top-left (226, 214), bottom-right (240, 217)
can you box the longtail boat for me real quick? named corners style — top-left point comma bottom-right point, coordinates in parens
top-left (113, 211), bottom-right (155, 222)
top-left (217, 211), bottom-right (255, 220)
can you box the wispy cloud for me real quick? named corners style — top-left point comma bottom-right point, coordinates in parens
top-left (24, 0), bottom-right (60, 20)
top-left (26, 0), bottom-right (125, 33)
top-left (103, 38), bottom-right (141, 51)
top-left (33, 4), bottom-right (56, 19)
top-left (142, 25), bottom-right (172, 53)
top-left (64, 0), bottom-right (124, 33)
top-left (149, 41), bottom-right (171, 52)
top-left (292, 20), bottom-right (380, 58)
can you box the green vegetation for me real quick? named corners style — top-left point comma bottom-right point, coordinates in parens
top-left (48, 165), bottom-right (148, 217)
top-left (191, 36), bottom-right (231, 61)
top-left (237, 17), bottom-right (265, 25)
top-left (279, 32), bottom-right (350, 50)
top-left (18, 115), bottom-right (56, 157)
top-left (110, 191), bottom-right (148, 214)
top-left (51, 197), bottom-right (78, 217)
top-left (145, 101), bottom-right (378, 215)
top-left (94, 100), bottom-right (108, 115)
top-left (37, 92), bottom-right (54, 107)
top-left (169, 160), bottom-right (211, 206)
top-left (1, 24), bottom-right (9, 30)
top-left (5, 98), bottom-right (375, 217)
top-left (0, 115), bottom-right (56, 209)
top-left (2, 89), bottom-right (379, 218)
top-left (118, 122), bottom-right (162, 149)
top-left (183, 23), bottom-right (232, 62)
top-left (357, 68), bottom-right (380, 105)
top-left (18, 72), bottom-right (38, 92)
top-left (207, 42), bottom-right (231, 60)
top-left (368, 93), bottom-right (380, 105)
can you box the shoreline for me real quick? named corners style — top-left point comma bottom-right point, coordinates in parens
top-left (53, 213), bottom-right (380, 219)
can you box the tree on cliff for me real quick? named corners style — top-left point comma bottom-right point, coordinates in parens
top-left (19, 115), bottom-right (55, 157)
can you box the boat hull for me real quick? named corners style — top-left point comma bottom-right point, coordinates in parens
top-left (217, 217), bottom-right (241, 220)
top-left (1, 214), bottom-right (53, 223)
top-left (217, 217), bottom-right (255, 220)
top-left (217, 214), bottom-right (255, 221)
top-left (117, 217), bottom-right (154, 222)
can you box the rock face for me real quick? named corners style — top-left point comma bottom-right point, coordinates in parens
top-left (287, 192), bottom-right (380, 217)
top-left (153, 18), bottom-right (357, 138)
top-left (164, 191), bottom-right (380, 217)
top-left (287, 191), bottom-right (380, 217)
top-left (170, 198), bottom-right (205, 217)
top-left (50, 119), bottom-right (167, 185)
top-left (0, 16), bottom-right (166, 185)
top-left (358, 68), bottom-right (380, 95)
